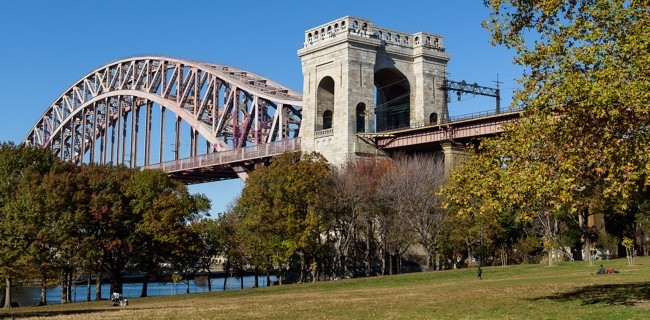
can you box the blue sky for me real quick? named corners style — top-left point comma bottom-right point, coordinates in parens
top-left (0, 1), bottom-right (522, 215)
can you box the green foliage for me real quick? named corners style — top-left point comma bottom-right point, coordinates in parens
top-left (0, 142), bottom-right (61, 307)
top-left (483, 0), bottom-right (650, 204)
top-left (442, 0), bottom-right (649, 267)
top-left (233, 152), bottom-right (333, 282)
top-left (0, 147), bottom-right (211, 299)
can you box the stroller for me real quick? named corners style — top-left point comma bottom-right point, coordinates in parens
top-left (110, 292), bottom-right (128, 307)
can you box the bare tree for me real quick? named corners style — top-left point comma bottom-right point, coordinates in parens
top-left (377, 154), bottom-right (447, 271)
top-left (329, 159), bottom-right (393, 278)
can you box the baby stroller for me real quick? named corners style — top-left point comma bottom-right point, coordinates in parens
top-left (110, 292), bottom-right (128, 306)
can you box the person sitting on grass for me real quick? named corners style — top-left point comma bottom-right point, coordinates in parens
top-left (595, 265), bottom-right (618, 274)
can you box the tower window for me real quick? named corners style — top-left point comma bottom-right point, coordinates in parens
top-left (323, 110), bottom-right (333, 130)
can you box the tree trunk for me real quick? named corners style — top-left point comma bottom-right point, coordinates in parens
top-left (467, 244), bottom-right (473, 268)
top-left (40, 278), bottom-right (47, 305)
top-left (110, 270), bottom-right (124, 296)
top-left (379, 239), bottom-right (386, 276)
top-left (266, 269), bottom-right (270, 287)
top-left (141, 272), bottom-right (149, 298)
top-left (223, 261), bottom-right (230, 291)
top-left (67, 271), bottom-right (73, 303)
top-left (87, 272), bottom-right (91, 302)
top-left (365, 221), bottom-right (372, 277)
top-left (426, 244), bottom-right (434, 271)
top-left (95, 273), bottom-right (102, 302)
top-left (299, 252), bottom-right (305, 283)
top-left (397, 254), bottom-right (402, 274)
top-left (61, 272), bottom-right (68, 304)
top-left (207, 269), bottom-right (212, 292)
top-left (3, 277), bottom-right (12, 309)
top-left (254, 266), bottom-right (259, 288)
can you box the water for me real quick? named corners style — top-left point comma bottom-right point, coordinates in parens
top-left (11, 275), bottom-right (276, 306)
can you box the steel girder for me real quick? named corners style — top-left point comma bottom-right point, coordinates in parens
top-left (23, 56), bottom-right (302, 177)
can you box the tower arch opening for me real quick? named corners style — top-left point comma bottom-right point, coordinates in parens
top-left (356, 103), bottom-right (366, 133)
top-left (374, 68), bottom-right (410, 131)
top-left (430, 112), bottom-right (438, 124)
top-left (317, 76), bottom-right (335, 131)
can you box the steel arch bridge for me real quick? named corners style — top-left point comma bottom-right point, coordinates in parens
top-left (24, 56), bottom-right (303, 182)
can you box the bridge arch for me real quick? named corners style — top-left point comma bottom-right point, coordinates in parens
top-left (24, 56), bottom-right (302, 181)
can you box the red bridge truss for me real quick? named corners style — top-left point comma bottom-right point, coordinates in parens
top-left (23, 56), bottom-right (303, 181)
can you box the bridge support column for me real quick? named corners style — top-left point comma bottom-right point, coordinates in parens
top-left (441, 142), bottom-right (470, 178)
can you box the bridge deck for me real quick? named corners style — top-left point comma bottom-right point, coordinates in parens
top-left (361, 108), bottom-right (523, 150)
top-left (146, 138), bottom-right (301, 184)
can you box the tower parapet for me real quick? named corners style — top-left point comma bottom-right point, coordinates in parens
top-left (302, 16), bottom-right (446, 54)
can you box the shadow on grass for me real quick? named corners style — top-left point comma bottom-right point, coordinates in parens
top-left (535, 282), bottom-right (650, 307)
top-left (0, 307), bottom-right (123, 319)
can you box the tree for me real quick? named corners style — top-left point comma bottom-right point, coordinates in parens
top-left (636, 199), bottom-right (650, 256)
top-left (26, 162), bottom-right (80, 305)
top-left (125, 169), bottom-right (210, 297)
top-left (377, 154), bottom-right (447, 271)
top-left (483, 0), bottom-right (649, 206)
top-left (191, 217), bottom-right (227, 291)
top-left (234, 152), bottom-right (333, 283)
top-left (0, 142), bottom-right (60, 309)
top-left (442, 1), bottom-right (649, 267)
top-left (331, 158), bottom-right (391, 277)
top-left (76, 164), bottom-right (137, 296)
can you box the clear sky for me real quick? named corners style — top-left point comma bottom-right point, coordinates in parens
top-left (0, 0), bottom-right (522, 215)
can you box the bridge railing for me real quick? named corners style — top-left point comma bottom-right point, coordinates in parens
top-left (146, 138), bottom-right (301, 172)
top-left (375, 107), bottom-right (525, 132)
top-left (447, 106), bottom-right (524, 123)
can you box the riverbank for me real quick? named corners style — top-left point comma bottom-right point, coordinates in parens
top-left (8, 274), bottom-right (277, 307)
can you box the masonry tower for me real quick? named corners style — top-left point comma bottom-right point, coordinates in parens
top-left (297, 16), bottom-right (451, 166)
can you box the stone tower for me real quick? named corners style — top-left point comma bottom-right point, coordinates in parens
top-left (297, 16), bottom-right (451, 166)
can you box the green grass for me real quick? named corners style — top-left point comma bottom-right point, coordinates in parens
top-left (2, 257), bottom-right (650, 319)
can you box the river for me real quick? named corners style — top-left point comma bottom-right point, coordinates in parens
top-left (10, 275), bottom-right (276, 306)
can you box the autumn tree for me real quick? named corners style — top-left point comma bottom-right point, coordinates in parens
top-left (26, 162), bottom-right (80, 305)
top-left (234, 152), bottom-right (333, 283)
top-left (126, 169), bottom-right (210, 297)
top-left (0, 142), bottom-right (60, 309)
top-left (75, 165), bottom-right (137, 296)
top-left (331, 158), bottom-right (392, 277)
top-left (442, 1), bottom-right (649, 267)
top-left (484, 1), bottom-right (649, 208)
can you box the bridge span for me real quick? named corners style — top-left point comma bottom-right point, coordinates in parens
top-left (152, 109), bottom-right (520, 183)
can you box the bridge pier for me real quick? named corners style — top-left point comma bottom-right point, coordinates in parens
top-left (441, 142), bottom-right (470, 177)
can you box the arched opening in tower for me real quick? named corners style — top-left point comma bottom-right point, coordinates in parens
top-left (356, 103), bottom-right (366, 133)
top-left (374, 68), bottom-right (410, 131)
top-left (317, 76), bottom-right (335, 131)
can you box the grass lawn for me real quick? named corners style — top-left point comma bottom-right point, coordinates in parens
top-left (2, 257), bottom-right (650, 319)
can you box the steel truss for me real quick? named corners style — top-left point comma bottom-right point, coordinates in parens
top-left (440, 79), bottom-right (501, 112)
top-left (23, 56), bottom-right (302, 179)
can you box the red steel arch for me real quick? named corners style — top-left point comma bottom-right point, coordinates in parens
top-left (23, 56), bottom-right (302, 180)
